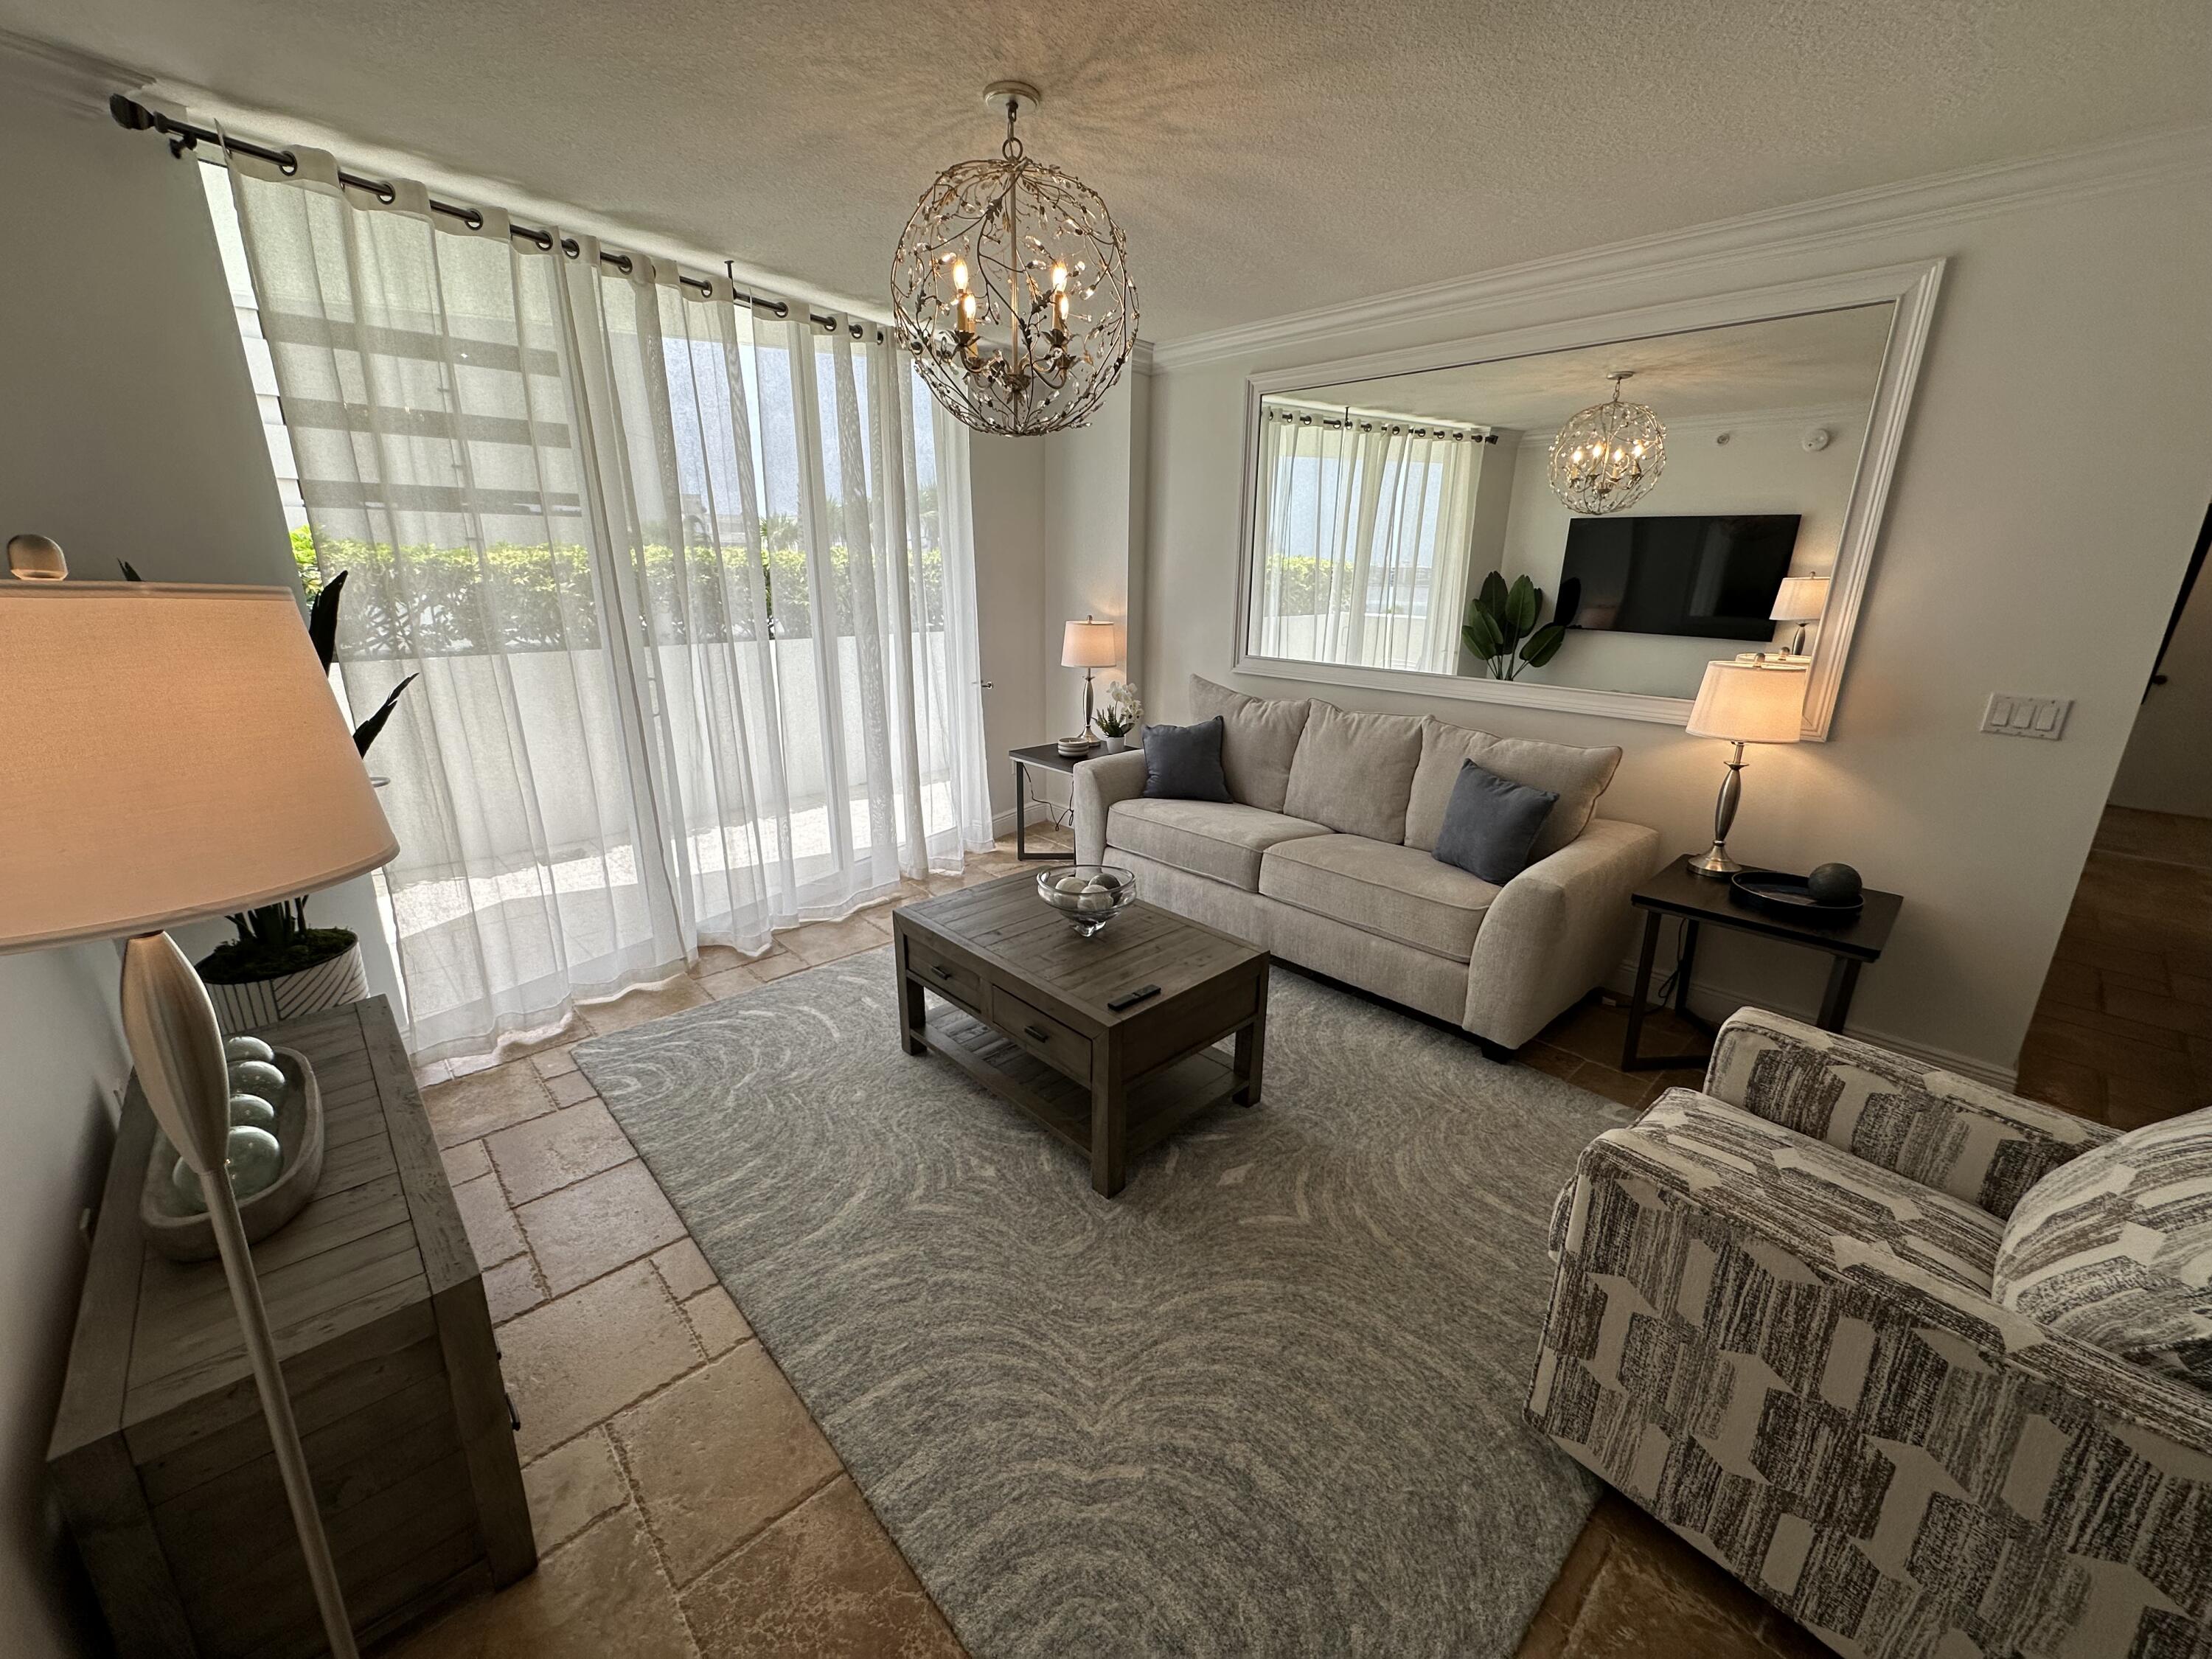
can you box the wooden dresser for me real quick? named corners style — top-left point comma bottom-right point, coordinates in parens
top-left (49, 998), bottom-right (535, 1657)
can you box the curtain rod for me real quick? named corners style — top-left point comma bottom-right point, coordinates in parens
top-left (108, 94), bottom-right (878, 341)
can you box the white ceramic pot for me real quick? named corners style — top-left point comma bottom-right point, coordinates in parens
top-left (1103, 734), bottom-right (1127, 754)
top-left (202, 939), bottom-right (369, 1034)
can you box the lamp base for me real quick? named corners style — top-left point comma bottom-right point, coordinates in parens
top-left (1691, 844), bottom-right (1743, 878)
top-left (119, 933), bottom-right (360, 1659)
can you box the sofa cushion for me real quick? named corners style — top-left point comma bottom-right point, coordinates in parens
top-left (1433, 762), bottom-right (1559, 885)
top-left (1141, 715), bottom-right (1233, 803)
top-left (1281, 703), bottom-right (1425, 843)
top-left (1259, 834), bottom-right (1499, 963)
top-left (1106, 799), bottom-right (1329, 891)
top-left (1189, 675), bottom-right (1309, 813)
top-left (1994, 1106), bottom-right (2212, 1390)
top-left (1405, 720), bottom-right (1622, 862)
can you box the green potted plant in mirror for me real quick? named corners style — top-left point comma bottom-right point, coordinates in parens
top-left (1095, 681), bottom-right (1141, 753)
top-left (123, 561), bottom-right (416, 1028)
top-left (1464, 571), bottom-right (1579, 681)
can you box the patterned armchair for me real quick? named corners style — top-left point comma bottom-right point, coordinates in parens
top-left (1528, 1008), bottom-right (2212, 1659)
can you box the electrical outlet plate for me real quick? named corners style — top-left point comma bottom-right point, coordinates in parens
top-left (1980, 693), bottom-right (2073, 740)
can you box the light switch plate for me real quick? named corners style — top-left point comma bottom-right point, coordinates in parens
top-left (1980, 693), bottom-right (2072, 740)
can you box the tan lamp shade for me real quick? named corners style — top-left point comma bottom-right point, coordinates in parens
top-left (1686, 659), bottom-right (1808, 744)
top-left (0, 582), bottom-right (400, 952)
top-left (1061, 618), bottom-right (1119, 669)
top-left (1770, 575), bottom-right (1832, 624)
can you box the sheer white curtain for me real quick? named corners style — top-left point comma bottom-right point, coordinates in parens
top-left (223, 150), bottom-right (992, 1063)
top-left (1249, 404), bottom-right (1482, 673)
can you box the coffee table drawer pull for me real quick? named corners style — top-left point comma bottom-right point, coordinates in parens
top-left (931, 964), bottom-right (953, 978)
top-left (990, 984), bottom-right (1093, 1085)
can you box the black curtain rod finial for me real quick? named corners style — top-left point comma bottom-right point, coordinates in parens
top-left (110, 92), bottom-right (158, 131)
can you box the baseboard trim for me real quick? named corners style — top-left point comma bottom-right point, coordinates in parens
top-left (1604, 956), bottom-right (2020, 1092)
top-left (990, 801), bottom-right (1060, 841)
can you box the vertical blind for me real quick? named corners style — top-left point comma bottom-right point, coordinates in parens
top-left (211, 148), bottom-right (992, 1062)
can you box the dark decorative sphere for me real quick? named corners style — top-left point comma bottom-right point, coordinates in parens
top-left (1808, 862), bottom-right (1863, 905)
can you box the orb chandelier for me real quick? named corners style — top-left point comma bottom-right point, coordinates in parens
top-left (1547, 372), bottom-right (1666, 515)
top-left (891, 82), bottom-right (1138, 437)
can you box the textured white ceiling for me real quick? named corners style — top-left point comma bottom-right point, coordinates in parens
top-left (1295, 305), bottom-right (1897, 431)
top-left (7, 0), bottom-right (2208, 341)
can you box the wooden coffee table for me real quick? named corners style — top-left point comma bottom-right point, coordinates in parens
top-left (893, 874), bottom-right (1270, 1197)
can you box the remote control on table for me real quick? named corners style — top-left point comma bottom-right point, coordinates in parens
top-left (1107, 984), bottom-right (1161, 1011)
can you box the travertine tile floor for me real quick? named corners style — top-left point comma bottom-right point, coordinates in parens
top-left (382, 827), bottom-right (1798, 1658)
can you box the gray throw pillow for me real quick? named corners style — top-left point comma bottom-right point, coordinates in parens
top-left (1141, 716), bottom-right (1234, 803)
top-left (1431, 761), bottom-right (1557, 884)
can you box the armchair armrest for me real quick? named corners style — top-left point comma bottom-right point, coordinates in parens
top-left (1464, 816), bottom-right (1663, 1048)
top-left (1532, 1092), bottom-right (2212, 1658)
top-left (1705, 1008), bottom-right (2112, 1220)
top-left (1073, 748), bottom-right (1149, 866)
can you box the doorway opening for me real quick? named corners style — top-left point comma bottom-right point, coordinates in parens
top-left (2016, 504), bottom-right (2212, 1127)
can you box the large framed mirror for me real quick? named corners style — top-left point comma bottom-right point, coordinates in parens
top-left (1231, 262), bottom-right (1944, 737)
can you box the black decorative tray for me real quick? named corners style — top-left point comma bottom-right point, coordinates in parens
top-left (1728, 871), bottom-right (1864, 922)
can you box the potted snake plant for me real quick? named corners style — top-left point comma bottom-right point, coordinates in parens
top-left (124, 562), bottom-right (415, 1029)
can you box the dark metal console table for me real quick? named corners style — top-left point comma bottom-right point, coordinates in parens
top-left (1622, 855), bottom-right (1902, 1071)
top-left (1007, 742), bottom-right (1093, 861)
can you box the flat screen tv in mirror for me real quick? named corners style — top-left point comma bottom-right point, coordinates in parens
top-left (1560, 514), bottom-right (1800, 641)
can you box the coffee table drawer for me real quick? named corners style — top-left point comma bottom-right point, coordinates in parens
top-left (907, 937), bottom-right (984, 1015)
top-left (990, 984), bottom-right (1093, 1084)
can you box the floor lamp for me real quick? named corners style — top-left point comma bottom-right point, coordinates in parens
top-left (0, 580), bottom-right (400, 1658)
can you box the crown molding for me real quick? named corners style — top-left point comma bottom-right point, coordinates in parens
top-left (1150, 124), bottom-right (2212, 373)
top-left (1130, 338), bottom-right (1156, 375)
top-left (0, 28), bottom-right (152, 114)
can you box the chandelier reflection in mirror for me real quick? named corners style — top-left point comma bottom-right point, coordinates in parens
top-left (1547, 372), bottom-right (1667, 514)
top-left (891, 82), bottom-right (1138, 437)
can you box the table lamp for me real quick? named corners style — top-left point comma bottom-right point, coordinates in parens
top-left (0, 581), bottom-right (399, 1658)
top-left (1769, 574), bottom-right (1831, 661)
top-left (1684, 658), bottom-right (1807, 877)
top-left (1061, 616), bottom-right (1119, 736)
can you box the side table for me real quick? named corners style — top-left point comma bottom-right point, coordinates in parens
top-left (49, 996), bottom-right (535, 1656)
top-left (1622, 855), bottom-right (1902, 1071)
top-left (1007, 742), bottom-right (1093, 861)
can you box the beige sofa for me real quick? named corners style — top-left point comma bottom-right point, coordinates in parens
top-left (1073, 677), bottom-right (1664, 1057)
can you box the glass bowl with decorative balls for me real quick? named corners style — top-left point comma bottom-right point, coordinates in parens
top-left (1037, 864), bottom-right (1136, 936)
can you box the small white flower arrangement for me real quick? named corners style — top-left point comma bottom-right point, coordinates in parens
top-left (1094, 681), bottom-right (1142, 750)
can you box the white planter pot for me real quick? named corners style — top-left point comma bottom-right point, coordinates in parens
top-left (202, 939), bottom-right (369, 1034)
top-left (1102, 734), bottom-right (1127, 754)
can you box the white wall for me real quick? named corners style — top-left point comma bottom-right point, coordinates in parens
top-left (1138, 157), bottom-right (2212, 1078)
top-left (967, 432), bottom-right (1048, 825)
top-left (2107, 537), bottom-right (2212, 818)
top-left (975, 363), bottom-right (1158, 845)
top-left (0, 948), bottom-right (128, 1657)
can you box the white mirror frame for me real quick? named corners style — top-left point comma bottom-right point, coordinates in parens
top-left (1231, 257), bottom-right (1945, 740)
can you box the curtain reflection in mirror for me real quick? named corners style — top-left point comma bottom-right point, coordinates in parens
top-left (1250, 402), bottom-right (1486, 674)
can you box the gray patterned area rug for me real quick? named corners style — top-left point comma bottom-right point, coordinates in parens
top-left (576, 947), bottom-right (1628, 1658)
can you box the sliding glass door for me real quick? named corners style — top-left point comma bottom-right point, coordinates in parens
top-left (204, 156), bottom-right (991, 1063)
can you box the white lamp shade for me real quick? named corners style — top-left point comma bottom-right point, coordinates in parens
top-left (1770, 576), bottom-right (1832, 624)
top-left (0, 583), bottom-right (399, 952)
top-left (1061, 619), bottom-right (1119, 669)
top-left (1686, 659), bottom-right (1808, 744)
